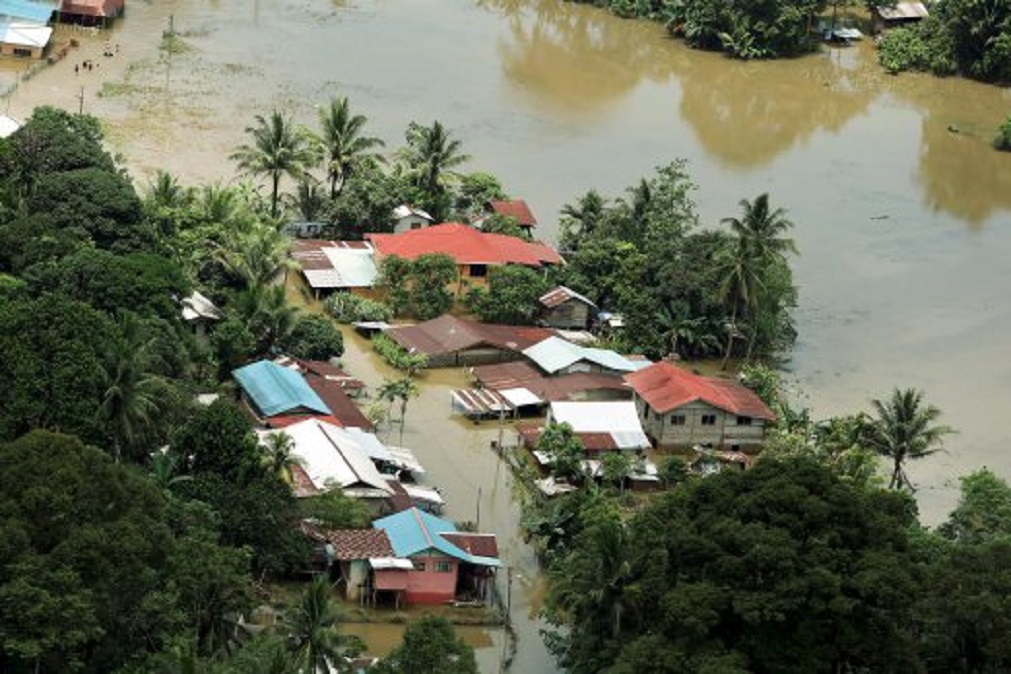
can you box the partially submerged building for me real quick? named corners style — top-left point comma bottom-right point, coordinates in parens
top-left (538, 285), bottom-right (597, 330)
top-left (385, 314), bottom-right (554, 368)
top-left (872, 1), bottom-right (928, 33)
top-left (57, 0), bottom-right (125, 27)
top-left (289, 239), bottom-right (378, 300)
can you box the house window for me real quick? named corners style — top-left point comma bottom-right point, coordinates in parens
top-left (469, 264), bottom-right (488, 278)
top-left (411, 222), bottom-right (422, 230)
top-left (736, 416), bottom-right (753, 426)
top-left (13, 48), bottom-right (31, 58)
top-left (434, 560), bottom-right (453, 573)
top-left (670, 414), bottom-right (686, 426)
top-left (412, 560), bottom-right (426, 572)
top-left (701, 414), bottom-right (717, 426)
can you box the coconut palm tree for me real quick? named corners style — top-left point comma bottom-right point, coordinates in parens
top-left (393, 377), bottom-right (420, 446)
top-left (400, 120), bottom-right (470, 217)
top-left (716, 238), bottom-right (763, 368)
top-left (262, 431), bottom-right (300, 485)
top-left (288, 576), bottom-right (343, 674)
top-left (867, 388), bottom-right (954, 490)
top-left (721, 193), bottom-right (797, 263)
top-left (148, 452), bottom-right (192, 496)
top-left (98, 315), bottom-right (163, 462)
top-left (231, 111), bottom-right (317, 218)
top-left (146, 170), bottom-right (192, 210)
top-left (285, 177), bottom-right (328, 222)
top-left (316, 96), bottom-right (386, 198)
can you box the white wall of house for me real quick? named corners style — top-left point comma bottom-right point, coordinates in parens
top-left (635, 395), bottom-right (767, 449)
top-left (393, 214), bottom-right (434, 234)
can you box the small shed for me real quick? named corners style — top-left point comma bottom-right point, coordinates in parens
top-left (538, 286), bottom-right (597, 330)
top-left (485, 199), bottom-right (538, 235)
top-left (392, 205), bottom-right (435, 234)
top-left (180, 290), bottom-right (223, 341)
top-left (872, 1), bottom-right (929, 33)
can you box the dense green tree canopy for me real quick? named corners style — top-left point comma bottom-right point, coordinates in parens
top-left (373, 615), bottom-right (479, 674)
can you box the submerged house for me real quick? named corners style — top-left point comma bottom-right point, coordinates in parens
top-left (57, 0), bottom-right (125, 26)
top-left (624, 361), bottom-right (775, 451)
top-left (372, 507), bottom-right (500, 605)
top-left (384, 314), bottom-right (554, 368)
top-left (289, 239), bottom-right (377, 300)
top-left (872, 1), bottom-right (928, 33)
top-left (521, 336), bottom-right (648, 377)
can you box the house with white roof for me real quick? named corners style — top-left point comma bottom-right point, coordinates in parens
top-left (391, 205), bottom-right (435, 234)
top-left (544, 400), bottom-right (650, 453)
top-left (258, 418), bottom-right (394, 504)
top-left (522, 336), bottom-right (648, 377)
top-left (289, 239), bottom-right (378, 299)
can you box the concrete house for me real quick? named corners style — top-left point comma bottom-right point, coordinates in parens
top-left (538, 285), bottom-right (597, 330)
top-left (373, 507), bottom-right (500, 605)
top-left (624, 361), bottom-right (775, 450)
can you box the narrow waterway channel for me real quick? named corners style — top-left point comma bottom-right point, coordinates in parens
top-left (4, 0), bottom-right (1011, 669)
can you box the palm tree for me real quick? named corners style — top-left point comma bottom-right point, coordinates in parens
top-left (148, 452), bottom-right (192, 496)
top-left (867, 388), bottom-right (954, 490)
top-left (234, 284), bottom-right (297, 355)
top-left (146, 170), bottom-right (192, 209)
top-left (716, 238), bottom-right (762, 368)
top-left (316, 96), bottom-right (386, 198)
top-left (262, 431), bottom-right (300, 485)
top-left (215, 224), bottom-right (295, 289)
top-left (285, 177), bottom-right (328, 221)
top-left (98, 315), bottom-right (162, 462)
top-left (288, 576), bottom-right (343, 674)
top-left (400, 120), bottom-right (470, 215)
top-left (721, 193), bottom-right (797, 263)
top-left (393, 377), bottom-right (420, 446)
top-left (231, 111), bottom-right (317, 218)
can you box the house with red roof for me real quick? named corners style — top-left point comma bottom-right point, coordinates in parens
top-left (483, 199), bottom-right (538, 235)
top-left (366, 223), bottom-right (561, 295)
top-left (623, 361), bottom-right (775, 450)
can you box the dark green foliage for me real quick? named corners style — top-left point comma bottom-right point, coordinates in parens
top-left (877, 21), bottom-right (957, 76)
top-left (326, 163), bottom-right (407, 239)
top-left (996, 115), bottom-right (1011, 151)
top-left (543, 457), bottom-right (923, 673)
top-left (0, 292), bottom-right (117, 446)
top-left (478, 213), bottom-right (527, 239)
top-left (5, 107), bottom-right (113, 184)
top-left (298, 489), bottom-right (372, 530)
top-left (372, 615), bottom-right (479, 674)
top-left (171, 401), bottom-right (304, 575)
top-left (455, 170), bottom-right (506, 217)
top-left (465, 264), bottom-right (549, 324)
top-left (22, 248), bottom-right (188, 320)
top-left (281, 313), bottom-right (345, 361)
top-left (537, 422), bottom-right (588, 485)
top-left (559, 164), bottom-right (796, 361)
top-left (211, 315), bottom-right (256, 380)
top-left (407, 253), bottom-right (457, 319)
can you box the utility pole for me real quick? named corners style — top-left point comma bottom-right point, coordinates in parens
top-left (475, 486), bottom-right (481, 529)
top-left (76, 86), bottom-right (84, 115)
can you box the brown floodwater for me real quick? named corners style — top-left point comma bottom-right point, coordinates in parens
top-left (5, 0), bottom-right (1011, 669)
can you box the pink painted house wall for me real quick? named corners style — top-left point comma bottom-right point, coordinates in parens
top-left (404, 552), bottom-right (458, 604)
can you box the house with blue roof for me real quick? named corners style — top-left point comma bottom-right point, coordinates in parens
top-left (372, 507), bottom-right (500, 604)
top-left (232, 360), bottom-right (332, 422)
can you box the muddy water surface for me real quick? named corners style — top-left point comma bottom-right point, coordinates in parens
top-left (5, 0), bottom-right (1011, 667)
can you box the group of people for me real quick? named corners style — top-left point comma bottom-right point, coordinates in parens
top-left (74, 43), bottom-right (118, 75)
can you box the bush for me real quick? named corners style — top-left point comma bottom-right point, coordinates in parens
top-left (324, 292), bottom-right (393, 323)
top-left (995, 115), bottom-right (1011, 151)
top-left (281, 314), bottom-right (344, 360)
top-left (373, 333), bottom-right (427, 372)
top-left (877, 22), bottom-right (956, 76)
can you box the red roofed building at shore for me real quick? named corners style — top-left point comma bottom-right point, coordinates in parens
top-left (485, 199), bottom-right (538, 234)
top-left (366, 223), bottom-right (561, 295)
top-left (624, 361), bottom-right (775, 451)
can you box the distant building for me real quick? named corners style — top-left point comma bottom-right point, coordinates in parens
top-left (179, 290), bottom-right (222, 341)
top-left (521, 336), bottom-right (648, 377)
top-left (391, 205), bottom-right (435, 234)
top-left (624, 361), bottom-right (775, 450)
top-left (484, 199), bottom-right (538, 236)
top-left (538, 285), bottom-right (597, 330)
top-left (289, 239), bottom-right (378, 299)
top-left (232, 360), bottom-right (332, 422)
top-left (0, 21), bottom-right (52, 58)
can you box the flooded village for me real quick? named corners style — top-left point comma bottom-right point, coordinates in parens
top-left (2, 0), bottom-right (1011, 672)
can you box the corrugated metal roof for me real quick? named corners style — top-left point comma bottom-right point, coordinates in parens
top-left (487, 199), bottom-right (537, 226)
top-left (1, 0), bottom-right (56, 23)
top-left (233, 360), bottom-right (331, 417)
top-left (547, 401), bottom-right (649, 449)
top-left (876, 1), bottom-right (928, 20)
top-left (305, 375), bottom-right (374, 430)
top-left (0, 20), bottom-right (52, 48)
top-left (180, 290), bottom-right (223, 322)
top-left (539, 285), bottom-right (597, 310)
top-left (387, 314), bottom-right (554, 358)
top-left (392, 204), bottom-right (433, 221)
top-left (522, 336), bottom-right (647, 375)
top-left (373, 507), bottom-right (501, 567)
top-left (623, 361), bottom-right (775, 421)
top-left (321, 247), bottom-right (378, 287)
top-left (451, 388), bottom-right (512, 416)
top-left (258, 419), bottom-right (393, 496)
top-left (472, 361), bottom-right (631, 402)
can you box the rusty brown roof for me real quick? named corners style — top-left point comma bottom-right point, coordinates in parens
top-left (304, 375), bottom-right (374, 430)
top-left (472, 361), bottom-right (630, 402)
top-left (488, 199), bottom-right (537, 227)
top-left (387, 314), bottom-right (555, 359)
top-left (538, 286), bottom-right (597, 310)
top-left (442, 533), bottom-right (499, 559)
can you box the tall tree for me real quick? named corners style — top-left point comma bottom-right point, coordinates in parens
top-left (373, 615), bottom-right (478, 674)
top-left (288, 576), bottom-right (345, 674)
top-left (400, 121), bottom-right (470, 220)
top-left (231, 111), bottom-right (317, 218)
top-left (316, 96), bottom-right (386, 199)
top-left (867, 388), bottom-right (953, 490)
